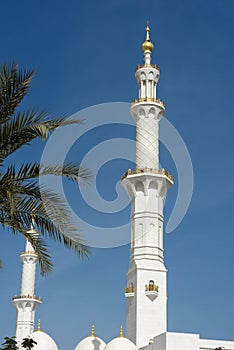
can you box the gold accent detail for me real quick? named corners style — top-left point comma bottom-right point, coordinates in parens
top-left (20, 251), bottom-right (38, 256)
top-left (91, 324), bottom-right (95, 337)
top-left (131, 98), bottom-right (165, 108)
top-left (136, 63), bottom-right (160, 71)
top-left (37, 319), bottom-right (41, 331)
top-left (12, 295), bottom-right (42, 301)
top-left (125, 283), bottom-right (134, 293)
top-left (30, 212), bottom-right (36, 220)
top-left (145, 281), bottom-right (159, 292)
top-left (30, 212), bottom-right (36, 230)
top-left (142, 22), bottom-right (154, 53)
top-left (119, 325), bottom-right (123, 337)
top-left (121, 168), bottom-right (173, 182)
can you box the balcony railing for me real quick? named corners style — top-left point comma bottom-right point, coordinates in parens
top-left (125, 283), bottom-right (135, 298)
top-left (20, 251), bottom-right (38, 256)
top-left (136, 64), bottom-right (160, 71)
top-left (12, 295), bottom-right (42, 301)
top-left (131, 98), bottom-right (165, 107)
top-left (145, 284), bottom-right (159, 292)
top-left (125, 285), bottom-right (135, 293)
top-left (121, 168), bottom-right (173, 181)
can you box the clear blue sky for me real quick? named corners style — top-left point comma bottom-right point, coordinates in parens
top-left (1, 0), bottom-right (234, 349)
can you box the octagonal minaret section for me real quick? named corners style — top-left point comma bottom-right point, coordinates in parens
top-left (12, 218), bottom-right (42, 346)
top-left (122, 24), bottom-right (173, 349)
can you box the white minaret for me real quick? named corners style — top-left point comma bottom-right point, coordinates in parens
top-left (122, 24), bottom-right (173, 348)
top-left (12, 218), bottom-right (42, 345)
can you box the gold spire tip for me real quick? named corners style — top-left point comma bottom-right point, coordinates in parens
top-left (30, 212), bottom-right (36, 219)
top-left (119, 325), bottom-right (123, 337)
top-left (91, 324), bottom-right (95, 337)
top-left (142, 22), bottom-right (154, 53)
top-left (146, 22), bottom-right (150, 41)
top-left (37, 319), bottom-right (41, 331)
top-left (30, 212), bottom-right (36, 229)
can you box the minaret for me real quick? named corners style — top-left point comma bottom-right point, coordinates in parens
top-left (12, 217), bottom-right (42, 344)
top-left (122, 24), bottom-right (173, 348)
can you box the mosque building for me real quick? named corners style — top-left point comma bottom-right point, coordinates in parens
top-left (12, 25), bottom-right (234, 350)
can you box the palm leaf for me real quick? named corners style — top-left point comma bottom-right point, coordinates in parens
top-left (0, 63), bottom-right (90, 275)
top-left (0, 63), bottom-right (34, 124)
top-left (0, 174), bottom-right (90, 274)
top-left (4, 162), bottom-right (91, 184)
top-left (0, 110), bottom-right (83, 162)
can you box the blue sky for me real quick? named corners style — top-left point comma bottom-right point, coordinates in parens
top-left (1, 0), bottom-right (234, 349)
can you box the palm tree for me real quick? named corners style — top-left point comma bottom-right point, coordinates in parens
top-left (0, 336), bottom-right (18, 350)
top-left (0, 63), bottom-right (91, 275)
top-left (21, 338), bottom-right (37, 350)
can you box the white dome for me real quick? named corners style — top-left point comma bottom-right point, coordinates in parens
top-left (105, 337), bottom-right (137, 350)
top-left (74, 335), bottom-right (106, 350)
top-left (31, 330), bottom-right (59, 350)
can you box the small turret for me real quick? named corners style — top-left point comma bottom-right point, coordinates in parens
top-left (12, 216), bottom-right (42, 346)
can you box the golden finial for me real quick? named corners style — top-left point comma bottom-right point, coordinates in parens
top-left (91, 324), bottom-right (95, 337)
top-left (119, 325), bottom-right (123, 337)
top-left (37, 319), bottom-right (41, 331)
top-left (142, 21), bottom-right (154, 53)
top-left (30, 212), bottom-right (36, 219)
top-left (146, 23), bottom-right (150, 41)
top-left (30, 212), bottom-right (36, 229)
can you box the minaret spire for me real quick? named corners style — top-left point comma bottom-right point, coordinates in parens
top-left (122, 25), bottom-right (173, 348)
top-left (12, 216), bottom-right (42, 346)
top-left (142, 22), bottom-right (154, 65)
top-left (91, 324), bottom-right (95, 337)
top-left (37, 319), bottom-right (41, 332)
top-left (119, 325), bottom-right (123, 337)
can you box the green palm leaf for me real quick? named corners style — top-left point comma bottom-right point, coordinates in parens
top-left (0, 110), bottom-right (83, 162)
top-left (0, 63), bottom-right (91, 275)
top-left (0, 63), bottom-right (34, 124)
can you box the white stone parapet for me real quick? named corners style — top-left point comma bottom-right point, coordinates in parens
top-left (139, 332), bottom-right (234, 350)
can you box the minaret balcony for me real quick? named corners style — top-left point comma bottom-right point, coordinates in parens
top-left (12, 295), bottom-right (42, 302)
top-left (20, 251), bottom-right (37, 255)
top-left (145, 281), bottom-right (159, 300)
top-left (121, 168), bottom-right (173, 182)
top-left (125, 284), bottom-right (135, 298)
top-left (131, 98), bottom-right (165, 111)
top-left (12, 295), bottom-right (42, 311)
top-left (20, 251), bottom-right (38, 259)
top-left (136, 63), bottom-right (160, 71)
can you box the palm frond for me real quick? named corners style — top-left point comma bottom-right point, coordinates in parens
top-left (0, 63), bottom-right (90, 275)
top-left (0, 174), bottom-right (90, 274)
top-left (23, 232), bottom-right (52, 275)
top-left (0, 110), bottom-right (83, 162)
top-left (4, 162), bottom-right (91, 184)
top-left (0, 63), bottom-right (34, 124)
top-left (40, 163), bottom-right (91, 185)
